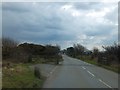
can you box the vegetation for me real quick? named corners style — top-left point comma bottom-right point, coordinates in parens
top-left (2, 37), bottom-right (63, 64)
top-left (2, 62), bottom-right (44, 88)
top-left (2, 37), bottom-right (119, 88)
top-left (34, 66), bottom-right (41, 79)
top-left (65, 43), bottom-right (119, 73)
top-left (2, 37), bottom-right (63, 88)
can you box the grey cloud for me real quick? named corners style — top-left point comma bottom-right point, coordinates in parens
top-left (101, 34), bottom-right (118, 45)
top-left (85, 24), bottom-right (116, 36)
top-left (73, 2), bottom-right (103, 11)
top-left (105, 6), bottom-right (118, 24)
top-left (2, 2), bottom-right (30, 12)
top-left (2, 2), bottom-right (118, 50)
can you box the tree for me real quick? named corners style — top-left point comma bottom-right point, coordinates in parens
top-left (102, 43), bottom-right (119, 65)
top-left (2, 37), bottom-right (18, 59)
top-left (66, 47), bottom-right (75, 57)
top-left (18, 43), bottom-right (45, 56)
top-left (2, 37), bottom-right (18, 47)
top-left (73, 44), bottom-right (85, 57)
top-left (92, 47), bottom-right (99, 58)
top-left (2, 38), bottom-right (62, 63)
top-left (44, 44), bottom-right (60, 56)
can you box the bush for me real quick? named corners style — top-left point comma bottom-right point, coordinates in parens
top-left (34, 66), bottom-right (41, 79)
top-left (2, 38), bottom-right (62, 64)
top-left (2, 37), bottom-right (18, 59)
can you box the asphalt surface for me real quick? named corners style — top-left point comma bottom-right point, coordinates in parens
top-left (30, 64), bottom-right (57, 77)
top-left (43, 55), bottom-right (118, 88)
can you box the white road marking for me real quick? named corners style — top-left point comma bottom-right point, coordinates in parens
top-left (99, 79), bottom-right (112, 88)
top-left (50, 71), bottom-right (53, 74)
top-left (87, 71), bottom-right (95, 77)
top-left (83, 62), bottom-right (90, 65)
top-left (82, 67), bottom-right (86, 70)
top-left (47, 66), bottom-right (58, 77)
top-left (88, 63), bottom-right (91, 65)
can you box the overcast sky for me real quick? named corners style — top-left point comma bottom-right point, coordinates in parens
top-left (2, 2), bottom-right (118, 50)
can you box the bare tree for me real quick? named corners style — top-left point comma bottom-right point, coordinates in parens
top-left (2, 37), bottom-right (18, 47)
top-left (73, 44), bottom-right (85, 57)
top-left (102, 43), bottom-right (119, 65)
top-left (2, 37), bottom-right (18, 59)
top-left (92, 47), bottom-right (99, 58)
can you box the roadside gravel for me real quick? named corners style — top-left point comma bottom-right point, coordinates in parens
top-left (29, 64), bottom-right (57, 77)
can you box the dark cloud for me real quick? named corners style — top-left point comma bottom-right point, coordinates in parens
top-left (2, 2), bottom-right (30, 12)
top-left (2, 2), bottom-right (118, 50)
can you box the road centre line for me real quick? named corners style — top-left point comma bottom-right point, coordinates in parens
top-left (87, 70), bottom-right (95, 77)
top-left (82, 67), bottom-right (112, 88)
top-left (98, 79), bottom-right (112, 88)
top-left (71, 56), bottom-right (113, 88)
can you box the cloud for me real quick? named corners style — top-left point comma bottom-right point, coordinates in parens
top-left (2, 2), bottom-right (118, 50)
top-left (2, 2), bottom-right (31, 12)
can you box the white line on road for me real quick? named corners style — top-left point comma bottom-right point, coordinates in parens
top-left (99, 79), bottom-right (112, 88)
top-left (47, 66), bottom-right (58, 77)
top-left (87, 71), bottom-right (95, 77)
top-left (83, 62), bottom-right (91, 65)
top-left (82, 67), bottom-right (86, 70)
top-left (88, 63), bottom-right (91, 65)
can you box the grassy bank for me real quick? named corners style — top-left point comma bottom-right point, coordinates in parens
top-left (76, 55), bottom-right (119, 73)
top-left (2, 55), bottom-right (63, 88)
top-left (2, 62), bottom-right (44, 88)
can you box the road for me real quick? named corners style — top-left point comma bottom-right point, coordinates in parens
top-left (43, 55), bottom-right (118, 88)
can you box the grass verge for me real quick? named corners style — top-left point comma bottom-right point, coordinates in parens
top-left (2, 62), bottom-right (44, 88)
top-left (76, 55), bottom-right (119, 73)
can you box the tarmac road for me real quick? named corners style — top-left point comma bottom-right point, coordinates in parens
top-left (43, 55), bottom-right (118, 88)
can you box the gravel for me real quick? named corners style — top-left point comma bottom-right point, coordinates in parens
top-left (29, 64), bottom-right (57, 77)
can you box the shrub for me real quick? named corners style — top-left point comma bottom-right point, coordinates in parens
top-left (34, 66), bottom-right (41, 79)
